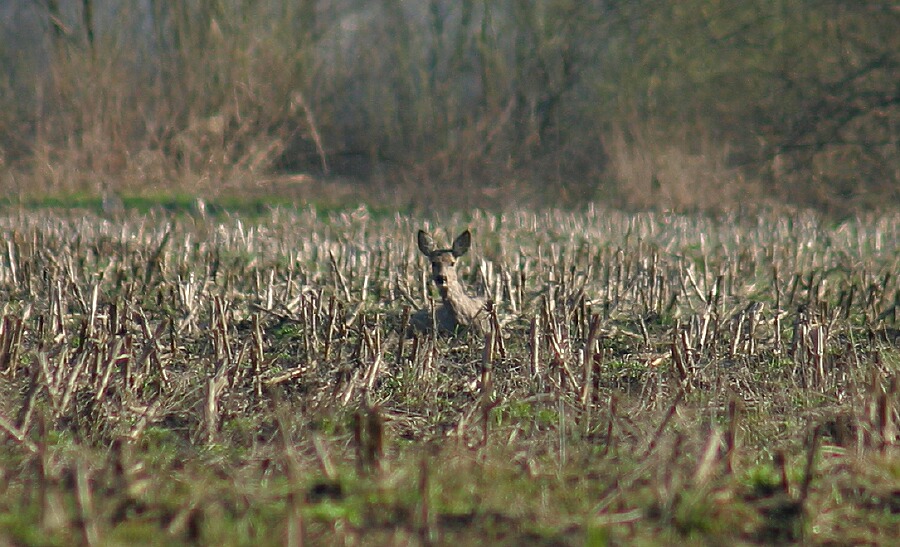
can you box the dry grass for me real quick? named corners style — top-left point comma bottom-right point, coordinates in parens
top-left (0, 204), bottom-right (898, 545)
top-left (604, 122), bottom-right (763, 211)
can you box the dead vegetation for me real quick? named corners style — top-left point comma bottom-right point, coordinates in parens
top-left (0, 204), bottom-right (898, 545)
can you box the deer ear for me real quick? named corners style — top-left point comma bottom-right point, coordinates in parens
top-left (417, 230), bottom-right (435, 255)
top-left (452, 230), bottom-right (471, 257)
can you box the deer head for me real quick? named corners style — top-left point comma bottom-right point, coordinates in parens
top-left (417, 230), bottom-right (471, 297)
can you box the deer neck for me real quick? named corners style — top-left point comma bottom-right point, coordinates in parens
top-left (438, 277), bottom-right (482, 322)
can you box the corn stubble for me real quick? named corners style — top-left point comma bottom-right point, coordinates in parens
top-left (0, 206), bottom-right (897, 545)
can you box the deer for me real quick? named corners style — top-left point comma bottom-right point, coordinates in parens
top-left (410, 229), bottom-right (488, 335)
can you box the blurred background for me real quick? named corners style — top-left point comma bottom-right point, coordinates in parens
top-left (0, 1), bottom-right (897, 213)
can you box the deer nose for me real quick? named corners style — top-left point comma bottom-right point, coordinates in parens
top-left (434, 275), bottom-right (447, 286)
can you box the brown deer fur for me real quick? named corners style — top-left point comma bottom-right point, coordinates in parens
top-left (411, 230), bottom-right (487, 334)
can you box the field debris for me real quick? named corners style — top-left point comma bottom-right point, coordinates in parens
top-left (0, 206), bottom-right (897, 544)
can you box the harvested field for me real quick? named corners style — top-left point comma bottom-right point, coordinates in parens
top-left (0, 205), bottom-right (898, 545)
